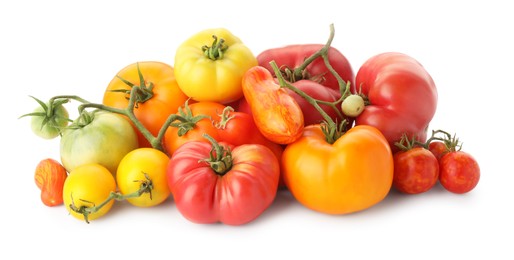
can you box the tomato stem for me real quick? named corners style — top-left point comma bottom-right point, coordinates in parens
top-left (69, 173), bottom-right (153, 224)
top-left (213, 106), bottom-right (235, 129)
top-left (423, 129), bottom-right (462, 152)
top-left (167, 100), bottom-right (210, 137)
top-left (199, 133), bottom-right (233, 175)
top-left (77, 86), bottom-right (165, 151)
top-left (269, 24), bottom-right (355, 144)
top-left (271, 60), bottom-right (346, 144)
top-left (202, 35), bottom-right (228, 60)
top-left (110, 63), bottom-right (155, 107)
top-left (394, 134), bottom-right (421, 151)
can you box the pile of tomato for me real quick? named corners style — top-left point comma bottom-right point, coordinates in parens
top-left (23, 24), bottom-right (480, 225)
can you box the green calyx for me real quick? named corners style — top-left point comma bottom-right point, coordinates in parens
top-left (202, 35), bottom-right (228, 60)
top-left (169, 100), bottom-right (209, 136)
top-left (111, 63), bottom-right (154, 107)
top-left (199, 133), bottom-right (233, 175)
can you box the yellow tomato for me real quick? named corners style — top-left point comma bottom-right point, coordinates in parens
top-left (174, 28), bottom-right (257, 104)
top-left (63, 164), bottom-right (116, 222)
top-left (282, 125), bottom-right (394, 214)
top-left (116, 148), bottom-right (170, 207)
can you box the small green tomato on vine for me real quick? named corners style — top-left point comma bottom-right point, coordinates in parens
top-left (20, 96), bottom-right (71, 139)
top-left (341, 94), bottom-right (365, 118)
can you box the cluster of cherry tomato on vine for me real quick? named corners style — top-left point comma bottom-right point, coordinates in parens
top-left (22, 24), bottom-right (479, 225)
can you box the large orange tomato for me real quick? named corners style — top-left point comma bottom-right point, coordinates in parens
top-left (282, 124), bottom-right (393, 214)
top-left (103, 61), bottom-right (189, 148)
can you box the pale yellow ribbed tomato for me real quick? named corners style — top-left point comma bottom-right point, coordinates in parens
top-left (174, 28), bottom-right (257, 104)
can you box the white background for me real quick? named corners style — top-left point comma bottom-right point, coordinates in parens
top-left (2, 0), bottom-right (512, 259)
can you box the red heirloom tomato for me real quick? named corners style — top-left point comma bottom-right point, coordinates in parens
top-left (439, 151), bottom-right (480, 194)
top-left (254, 44), bottom-right (354, 125)
top-left (241, 66), bottom-right (304, 144)
top-left (282, 125), bottom-right (393, 214)
top-left (166, 137), bottom-right (280, 225)
top-left (354, 52), bottom-right (437, 151)
top-left (393, 147), bottom-right (439, 194)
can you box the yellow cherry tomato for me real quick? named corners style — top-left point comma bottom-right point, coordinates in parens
top-left (174, 28), bottom-right (257, 104)
top-left (116, 148), bottom-right (170, 207)
top-left (63, 163), bottom-right (116, 222)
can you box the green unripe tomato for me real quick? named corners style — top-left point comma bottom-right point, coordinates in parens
top-left (60, 111), bottom-right (139, 176)
top-left (29, 102), bottom-right (70, 140)
top-left (341, 94), bottom-right (365, 118)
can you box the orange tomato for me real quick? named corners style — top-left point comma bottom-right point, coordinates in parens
top-left (163, 101), bottom-right (224, 155)
top-left (282, 125), bottom-right (393, 214)
top-left (103, 61), bottom-right (189, 148)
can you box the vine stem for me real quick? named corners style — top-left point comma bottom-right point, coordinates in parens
top-left (71, 173), bottom-right (153, 224)
top-left (76, 86), bottom-right (185, 154)
top-left (271, 61), bottom-right (335, 128)
top-left (270, 23), bottom-right (352, 143)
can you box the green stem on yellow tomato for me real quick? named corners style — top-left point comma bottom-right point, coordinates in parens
top-left (202, 35), bottom-right (228, 60)
top-left (69, 173), bottom-right (154, 224)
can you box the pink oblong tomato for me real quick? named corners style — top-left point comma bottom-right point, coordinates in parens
top-left (166, 140), bottom-right (280, 226)
top-left (354, 52), bottom-right (437, 151)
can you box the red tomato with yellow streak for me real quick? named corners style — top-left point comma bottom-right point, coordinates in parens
top-left (34, 158), bottom-right (68, 207)
top-left (241, 66), bottom-right (304, 144)
top-left (393, 147), bottom-right (439, 194)
top-left (439, 151), bottom-right (480, 194)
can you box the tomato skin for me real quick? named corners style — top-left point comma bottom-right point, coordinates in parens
top-left (34, 158), bottom-right (68, 207)
top-left (174, 28), bottom-right (257, 104)
top-left (60, 111), bottom-right (138, 175)
top-left (103, 61), bottom-right (189, 147)
top-left (428, 141), bottom-right (448, 160)
top-left (63, 164), bottom-right (116, 222)
top-left (256, 45), bottom-right (354, 126)
top-left (167, 142), bottom-right (280, 225)
top-left (216, 108), bottom-right (284, 161)
top-left (282, 125), bottom-right (393, 214)
top-left (116, 148), bottom-right (170, 207)
top-left (393, 147), bottom-right (439, 194)
top-left (241, 66), bottom-right (304, 144)
top-left (354, 52), bottom-right (437, 151)
top-left (439, 151), bottom-right (480, 194)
